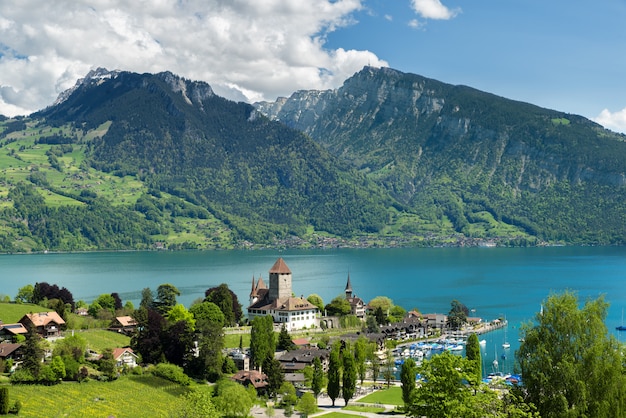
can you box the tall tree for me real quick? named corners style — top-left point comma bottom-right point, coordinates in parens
top-left (366, 342), bottom-right (381, 382)
top-left (518, 291), bottom-right (625, 418)
top-left (400, 358), bottom-right (418, 412)
top-left (311, 356), bottom-right (325, 399)
top-left (249, 315), bottom-right (275, 369)
top-left (140, 287), bottom-right (154, 309)
top-left (465, 333), bottom-right (482, 384)
top-left (306, 294), bottom-right (324, 312)
top-left (15, 284), bottom-right (34, 304)
top-left (353, 336), bottom-right (368, 384)
top-left (21, 326), bottom-right (43, 378)
top-left (327, 344), bottom-right (342, 407)
top-left (263, 357), bottom-right (285, 399)
top-left (189, 301), bottom-right (225, 327)
top-left (342, 349), bottom-right (357, 406)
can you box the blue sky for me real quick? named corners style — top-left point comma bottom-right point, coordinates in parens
top-left (1, 0), bottom-right (625, 132)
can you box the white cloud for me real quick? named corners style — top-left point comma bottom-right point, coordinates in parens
top-left (0, 0), bottom-right (388, 116)
top-left (594, 108), bottom-right (626, 134)
top-left (410, 0), bottom-right (460, 20)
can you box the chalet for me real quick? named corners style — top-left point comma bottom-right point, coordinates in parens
top-left (248, 258), bottom-right (319, 331)
top-left (231, 369), bottom-right (268, 392)
top-left (110, 316), bottom-right (138, 335)
top-left (19, 312), bottom-right (65, 338)
top-left (0, 323), bottom-right (28, 342)
top-left (344, 274), bottom-right (366, 319)
top-left (0, 342), bottom-right (22, 363)
top-left (112, 347), bottom-right (138, 368)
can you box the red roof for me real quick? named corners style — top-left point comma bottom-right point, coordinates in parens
top-left (269, 258), bottom-right (291, 274)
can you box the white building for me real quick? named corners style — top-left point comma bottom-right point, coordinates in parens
top-left (248, 258), bottom-right (319, 331)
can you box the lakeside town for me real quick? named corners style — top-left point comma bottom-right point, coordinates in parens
top-left (0, 257), bottom-right (620, 417)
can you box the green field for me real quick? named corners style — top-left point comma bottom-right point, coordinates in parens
top-left (0, 303), bottom-right (49, 323)
top-left (357, 386), bottom-right (403, 406)
top-left (7, 375), bottom-right (193, 417)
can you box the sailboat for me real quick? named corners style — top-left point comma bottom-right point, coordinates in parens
top-left (616, 308), bottom-right (626, 331)
top-left (502, 318), bottom-right (510, 348)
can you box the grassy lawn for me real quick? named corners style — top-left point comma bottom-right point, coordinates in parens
top-left (72, 329), bottom-right (131, 352)
top-left (316, 413), bottom-right (360, 418)
top-left (358, 386), bottom-right (403, 406)
top-left (8, 375), bottom-right (192, 417)
top-left (0, 303), bottom-right (49, 323)
top-left (343, 404), bottom-right (386, 413)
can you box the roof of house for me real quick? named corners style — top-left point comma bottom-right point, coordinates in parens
top-left (114, 316), bottom-right (137, 327)
top-left (279, 348), bottom-right (331, 364)
top-left (112, 347), bottom-right (137, 360)
top-left (269, 258), bottom-right (291, 274)
top-left (231, 370), bottom-right (268, 389)
top-left (0, 323), bottom-right (28, 335)
top-left (249, 296), bottom-right (317, 312)
top-left (292, 338), bottom-right (310, 346)
top-left (0, 342), bottom-right (22, 358)
top-left (21, 312), bottom-right (65, 327)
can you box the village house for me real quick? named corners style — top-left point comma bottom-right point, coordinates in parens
top-left (231, 369), bottom-right (269, 393)
top-left (0, 323), bottom-right (28, 342)
top-left (112, 347), bottom-right (138, 368)
top-left (0, 342), bottom-right (23, 365)
top-left (247, 258), bottom-right (319, 331)
top-left (110, 316), bottom-right (138, 335)
top-left (18, 312), bottom-right (65, 338)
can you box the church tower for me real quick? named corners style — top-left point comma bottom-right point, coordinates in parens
top-left (345, 273), bottom-right (353, 299)
top-left (269, 258), bottom-right (292, 301)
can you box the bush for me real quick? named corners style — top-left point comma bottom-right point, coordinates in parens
top-left (151, 363), bottom-right (191, 386)
top-left (0, 387), bottom-right (9, 414)
top-left (9, 400), bottom-right (22, 415)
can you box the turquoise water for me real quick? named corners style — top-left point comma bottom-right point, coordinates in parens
top-left (2, 246), bottom-right (625, 373)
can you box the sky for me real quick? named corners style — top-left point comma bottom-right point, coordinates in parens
top-left (1, 0), bottom-right (626, 133)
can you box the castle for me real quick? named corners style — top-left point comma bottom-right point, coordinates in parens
top-left (248, 258), bottom-right (319, 331)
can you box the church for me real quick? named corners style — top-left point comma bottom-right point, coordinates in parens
top-left (248, 258), bottom-right (319, 331)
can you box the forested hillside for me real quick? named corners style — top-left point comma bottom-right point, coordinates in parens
top-left (256, 67), bottom-right (626, 244)
top-left (0, 67), bottom-right (624, 252)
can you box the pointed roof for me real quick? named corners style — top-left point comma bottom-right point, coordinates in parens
top-left (269, 258), bottom-right (291, 274)
top-left (345, 273), bottom-right (353, 293)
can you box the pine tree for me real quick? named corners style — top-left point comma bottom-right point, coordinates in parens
top-left (312, 357), bottom-right (324, 399)
top-left (400, 358), bottom-right (418, 411)
top-left (327, 345), bottom-right (341, 407)
top-left (465, 333), bottom-right (482, 384)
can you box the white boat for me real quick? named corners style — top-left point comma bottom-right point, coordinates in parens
top-left (502, 342), bottom-right (510, 349)
top-left (479, 339), bottom-right (486, 345)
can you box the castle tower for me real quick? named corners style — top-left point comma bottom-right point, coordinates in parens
top-left (269, 258), bottom-right (292, 301)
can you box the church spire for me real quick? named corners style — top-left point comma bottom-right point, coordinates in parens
top-left (345, 273), bottom-right (353, 298)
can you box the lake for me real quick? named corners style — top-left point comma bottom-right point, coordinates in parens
top-left (2, 246), bottom-right (625, 373)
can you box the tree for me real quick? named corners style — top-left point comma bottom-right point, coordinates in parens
top-left (297, 392), bottom-right (318, 417)
top-left (400, 358), bottom-right (418, 412)
top-left (154, 283), bottom-right (180, 314)
top-left (327, 344), bottom-right (342, 406)
top-left (174, 389), bottom-right (219, 418)
top-left (166, 304), bottom-right (196, 330)
top-left (342, 349), bottom-right (357, 406)
top-left (249, 315), bottom-right (275, 369)
top-left (366, 342), bottom-right (380, 382)
top-left (388, 305), bottom-right (407, 323)
top-left (0, 387), bottom-right (8, 414)
top-left (21, 326), bottom-right (43, 377)
top-left (15, 284), bottom-right (34, 304)
top-left (50, 355), bottom-right (66, 381)
top-left (382, 348), bottom-right (395, 388)
top-left (311, 356), bottom-right (325, 399)
top-left (89, 293), bottom-right (116, 317)
top-left (205, 284), bottom-right (243, 326)
top-left (368, 296), bottom-right (393, 314)
top-left (140, 287), bottom-right (154, 309)
top-left (353, 336), bottom-right (368, 384)
top-left (213, 380), bottom-right (253, 417)
top-left (465, 333), bottom-right (482, 384)
top-left (99, 348), bottom-right (118, 380)
top-left (374, 306), bottom-right (386, 325)
top-left (365, 314), bottom-right (378, 332)
top-left (447, 299), bottom-right (469, 331)
top-left (111, 292), bottom-right (123, 310)
top-left (264, 357), bottom-right (285, 399)
top-left (277, 325), bottom-right (296, 351)
top-left (189, 301), bottom-right (225, 327)
top-left (307, 294), bottom-right (324, 312)
top-left (518, 291), bottom-right (625, 418)
top-left (324, 296), bottom-right (351, 316)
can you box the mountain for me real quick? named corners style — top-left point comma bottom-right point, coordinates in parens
top-left (0, 69), bottom-right (390, 252)
top-left (255, 66), bottom-right (626, 244)
top-left (0, 67), bottom-right (624, 253)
